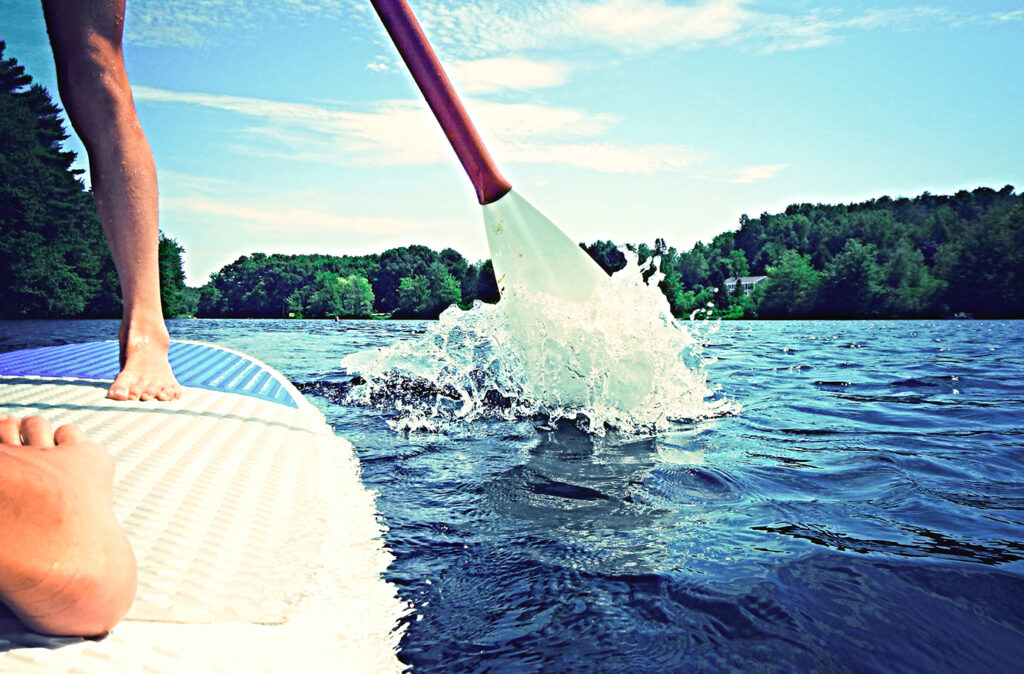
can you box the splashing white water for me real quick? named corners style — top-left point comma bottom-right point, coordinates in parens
top-left (342, 252), bottom-right (736, 434)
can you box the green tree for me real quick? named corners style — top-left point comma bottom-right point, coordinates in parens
top-left (474, 260), bottom-right (500, 303)
top-left (460, 263), bottom-right (480, 307)
top-left (436, 269), bottom-right (462, 312)
top-left (933, 198), bottom-right (1023, 317)
top-left (395, 261), bottom-right (462, 318)
top-left (196, 252), bottom-right (377, 317)
top-left (303, 272), bottom-right (373, 318)
top-left (284, 289), bottom-right (305, 318)
top-left (759, 250), bottom-right (822, 317)
top-left (341, 275), bottom-right (374, 317)
top-left (371, 245), bottom-right (442, 314)
top-left (304, 272), bottom-right (342, 318)
top-left (674, 246), bottom-right (710, 288)
top-left (396, 275), bottom-right (431, 317)
top-left (158, 234), bottom-right (190, 317)
top-left (181, 286), bottom-right (200, 317)
top-left (197, 284), bottom-right (224, 317)
top-left (175, 182), bottom-right (1024, 321)
top-left (881, 240), bottom-right (945, 316)
top-left (674, 288), bottom-right (715, 318)
top-left (820, 239), bottom-right (885, 317)
top-left (439, 247), bottom-right (469, 295)
top-left (0, 43), bottom-right (188, 319)
top-left (731, 275), bottom-right (745, 300)
top-left (654, 243), bottom-right (691, 316)
top-left (712, 282), bottom-right (732, 313)
top-left (724, 249), bottom-right (750, 280)
top-left (582, 240), bottom-right (627, 274)
top-left (0, 42), bottom-right (111, 317)
top-left (710, 231), bottom-right (744, 281)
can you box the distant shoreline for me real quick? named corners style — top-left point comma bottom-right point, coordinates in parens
top-left (4, 314), bottom-right (1019, 323)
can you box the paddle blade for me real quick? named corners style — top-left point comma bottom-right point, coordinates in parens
top-left (483, 190), bottom-right (608, 302)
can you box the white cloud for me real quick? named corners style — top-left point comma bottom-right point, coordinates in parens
top-left (500, 140), bottom-right (706, 172)
top-left (449, 57), bottom-right (571, 94)
top-left (133, 85), bottom-right (449, 165)
top-left (418, 1), bottom-right (570, 59)
top-left (127, 0), bottom-right (347, 46)
top-left (158, 179), bottom-right (485, 280)
top-left (992, 9), bottom-right (1024, 22)
top-left (133, 84), bottom-right (702, 173)
top-left (163, 194), bottom-right (425, 236)
top-left (366, 57), bottom-right (393, 73)
top-left (125, 0), bottom-right (1006, 54)
top-left (417, 0), bottom-right (987, 57)
top-left (574, 0), bottom-right (752, 50)
top-left (727, 163), bottom-right (787, 183)
top-left (470, 99), bottom-right (616, 138)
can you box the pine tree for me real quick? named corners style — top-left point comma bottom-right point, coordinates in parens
top-left (0, 41), bottom-right (115, 317)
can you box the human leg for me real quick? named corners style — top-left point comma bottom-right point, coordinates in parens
top-left (0, 415), bottom-right (137, 636)
top-left (42, 0), bottom-right (181, 401)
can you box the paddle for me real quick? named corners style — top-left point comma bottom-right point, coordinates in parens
top-left (369, 0), bottom-right (610, 303)
top-left (368, 1), bottom-right (667, 420)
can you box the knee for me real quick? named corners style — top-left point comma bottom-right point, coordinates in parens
top-left (53, 34), bottom-right (133, 139)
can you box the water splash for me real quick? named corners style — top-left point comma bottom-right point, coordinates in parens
top-left (341, 252), bottom-right (736, 434)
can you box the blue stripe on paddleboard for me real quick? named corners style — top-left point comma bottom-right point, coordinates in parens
top-left (0, 341), bottom-right (299, 408)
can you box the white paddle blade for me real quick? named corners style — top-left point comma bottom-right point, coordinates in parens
top-left (482, 190), bottom-right (658, 417)
top-left (483, 190), bottom-right (608, 302)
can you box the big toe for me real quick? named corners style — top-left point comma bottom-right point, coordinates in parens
top-left (107, 374), bottom-right (140, 401)
top-left (107, 386), bottom-right (130, 401)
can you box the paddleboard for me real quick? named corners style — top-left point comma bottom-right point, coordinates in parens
top-left (0, 340), bottom-right (406, 673)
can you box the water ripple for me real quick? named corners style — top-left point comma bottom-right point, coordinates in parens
top-left (6, 318), bottom-right (1023, 673)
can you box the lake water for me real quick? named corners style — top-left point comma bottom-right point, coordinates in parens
top-left (1, 318), bottom-right (1022, 672)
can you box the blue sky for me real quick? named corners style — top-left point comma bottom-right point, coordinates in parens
top-left (2, 0), bottom-right (1021, 283)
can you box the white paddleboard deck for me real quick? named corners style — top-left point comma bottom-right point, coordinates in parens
top-left (0, 341), bottom-right (406, 673)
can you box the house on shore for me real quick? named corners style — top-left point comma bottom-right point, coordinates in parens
top-left (724, 276), bottom-right (767, 296)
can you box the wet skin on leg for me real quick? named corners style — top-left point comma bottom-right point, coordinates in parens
top-left (42, 0), bottom-right (182, 402)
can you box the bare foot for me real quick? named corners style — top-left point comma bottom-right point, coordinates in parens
top-left (0, 415), bottom-right (137, 636)
top-left (108, 318), bottom-right (182, 402)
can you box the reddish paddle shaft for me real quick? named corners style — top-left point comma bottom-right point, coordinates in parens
top-left (370, 0), bottom-right (512, 205)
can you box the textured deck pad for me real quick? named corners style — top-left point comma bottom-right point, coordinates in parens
top-left (0, 341), bottom-right (298, 407)
top-left (0, 342), bottom-right (406, 672)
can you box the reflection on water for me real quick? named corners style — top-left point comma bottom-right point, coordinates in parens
top-left (2, 318), bottom-right (1023, 672)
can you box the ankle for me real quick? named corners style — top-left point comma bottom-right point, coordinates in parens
top-left (119, 312), bottom-right (170, 346)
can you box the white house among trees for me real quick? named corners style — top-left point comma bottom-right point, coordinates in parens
top-left (724, 276), bottom-right (767, 296)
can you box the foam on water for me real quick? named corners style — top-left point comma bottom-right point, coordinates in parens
top-left (341, 252), bottom-right (736, 434)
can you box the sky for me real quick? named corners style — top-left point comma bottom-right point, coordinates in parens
top-left (1, 0), bottom-right (1021, 283)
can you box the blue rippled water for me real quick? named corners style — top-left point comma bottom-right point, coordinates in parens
top-left (2, 318), bottom-right (1022, 672)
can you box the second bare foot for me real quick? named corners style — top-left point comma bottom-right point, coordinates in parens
top-left (0, 415), bottom-right (137, 636)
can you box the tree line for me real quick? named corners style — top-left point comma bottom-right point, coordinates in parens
top-left (0, 42), bottom-right (191, 320)
top-left (583, 185), bottom-right (1022, 319)
top-left (1, 41), bottom-right (118, 318)
top-left (195, 186), bottom-right (1021, 320)
top-left (2, 42), bottom-right (1021, 321)
top-left (193, 247), bottom-right (499, 319)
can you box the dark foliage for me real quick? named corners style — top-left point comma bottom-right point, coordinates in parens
top-left (0, 43), bottom-right (188, 318)
top-left (195, 247), bottom-right (498, 319)
top-left (5, 43), bottom-right (1017, 321)
top-left (636, 186), bottom-right (1021, 319)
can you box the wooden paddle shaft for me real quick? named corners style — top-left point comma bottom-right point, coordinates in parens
top-left (370, 0), bottom-right (512, 205)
